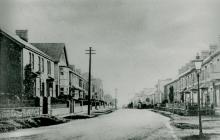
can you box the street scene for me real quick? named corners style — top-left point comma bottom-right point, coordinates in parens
top-left (1, 0), bottom-right (220, 140)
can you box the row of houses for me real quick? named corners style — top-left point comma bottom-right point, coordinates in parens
top-left (162, 45), bottom-right (220, 115)
top-left (130, 40), bottom-right (220, 115)
top-left (135, 43), bottom-right (220, 115)
top-left (0, 26), bottom-right (106, 116)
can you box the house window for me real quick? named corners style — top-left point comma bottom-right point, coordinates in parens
top-left (29, 52), bottom-right (31, 65)
top-left (41, 58), bottom-right (44, 72)
top-left (38, 56), bottom-right (41, 72)
top-left (60, 88), bottom-right (64, 95)
top-left (32, 53), bottom-right (34, 70)
top-left (47, 60), bottom-right (51, 75)
top-left (79, 79), bottom-right (82, 87)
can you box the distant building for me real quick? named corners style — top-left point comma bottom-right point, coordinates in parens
top-left (82, 73), bottom-right (105, 106)
top-left (154, 78), bottom-right (172, 104)
top-left (69, 65), bottom-right (88, 100)
top-left (131, 88), bottom-right (155, 107)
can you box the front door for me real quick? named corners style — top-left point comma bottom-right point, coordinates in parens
top-left (43, 97), bottom-right (48, 114)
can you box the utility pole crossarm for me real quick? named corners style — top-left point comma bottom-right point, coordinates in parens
top-left (85, 53), bottom-right (96, 54)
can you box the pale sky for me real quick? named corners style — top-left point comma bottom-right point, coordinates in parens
top-left (1, 0), bottom-right (220, 106)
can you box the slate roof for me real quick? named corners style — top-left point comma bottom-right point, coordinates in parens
top-left (31, 43), bottom-right (69, 65)
top-left (0, 26), bottom-right (54, 61)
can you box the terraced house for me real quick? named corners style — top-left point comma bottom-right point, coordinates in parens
top-left (164, 45), bottom-right (220, 115)
top-left (31, 43), bottom-right (69, 98)
top-left (0, 27), bottom-right (55, 115)
top-left (69, 65), bottom-right (88, 100)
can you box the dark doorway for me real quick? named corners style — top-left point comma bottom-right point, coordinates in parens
top-left (41, 82), bottom-right (45, 96)
top-left (43, 97), bottom-right (48, 114)
top-left (56, 85), bottom-right (58, 97)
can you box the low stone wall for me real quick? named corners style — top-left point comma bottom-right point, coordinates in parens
top-left (0, 107), bottom-right (41, 120)
top-left (51, 105), bottom-right (102, 116)
top-left (51, 107), bottom-right (69, 116)
top-left (156, 106), bottom-right (215, 116)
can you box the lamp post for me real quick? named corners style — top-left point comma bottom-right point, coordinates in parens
top-left (193, 55), bottom-right (203, 137)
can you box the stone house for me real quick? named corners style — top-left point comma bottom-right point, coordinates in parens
top-left (0, 27), bottom-right (23, 101)
top-left (0, 27), bottom-right (55, 114)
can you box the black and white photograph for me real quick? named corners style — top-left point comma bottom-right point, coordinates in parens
top-left (0, 0), bottom-right (220, 139)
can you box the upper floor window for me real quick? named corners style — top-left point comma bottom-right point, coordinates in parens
top-left (32, 53), bottom-right (34, 70)
top-left (47, 60), bottom-right (51, 75)
top-left (29, 52), bottom-right (34, 70)
top-left (29, 52), bottom-right (31, 65)
top-left (41, 58), bottom-right (44, 72)
top-left (38, 56), bottom-right (41, 72)
top-left (79, 79), bottom-right (82, 87)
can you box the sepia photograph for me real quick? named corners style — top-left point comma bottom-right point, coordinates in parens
top-left (0, 0), bottom-right (220, 139)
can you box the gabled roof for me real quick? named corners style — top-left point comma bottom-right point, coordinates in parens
top-left (31, 43), bottom-right (69, 65)
top-left (0, 26), bottom-right (54, 61)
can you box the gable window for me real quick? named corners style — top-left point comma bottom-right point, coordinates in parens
top-left (60, 67), bottom-right (64, 75)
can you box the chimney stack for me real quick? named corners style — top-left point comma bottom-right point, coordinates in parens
top-left (15, 30), bottom-right (28, 42)
top-left (200, 50), bottom-right (210, 59)
top-left (209, 45), bottom-right (218, 54)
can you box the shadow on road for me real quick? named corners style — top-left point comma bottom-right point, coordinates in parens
top-left (181, 133), bottom-right (220, 140)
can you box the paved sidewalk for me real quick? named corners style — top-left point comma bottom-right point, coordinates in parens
top-left (153, 109), bottom-right (220, 140)
top-left (56, 107), bottom-right (114, 118)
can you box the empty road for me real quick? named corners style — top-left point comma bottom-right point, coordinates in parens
top-left (0, 109), bottom-right (177, 140)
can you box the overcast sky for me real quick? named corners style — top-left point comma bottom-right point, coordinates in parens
top-left (1, 0), bottom-right (220, 106)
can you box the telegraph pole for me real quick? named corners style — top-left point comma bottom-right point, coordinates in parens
top-left (85, 47), bottom-right (96, 115)
top-left (115, 88), bottom-right (118, 109)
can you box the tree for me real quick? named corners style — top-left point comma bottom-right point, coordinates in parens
top-left (23, 64), bottom-right (35, 99)
top-left (169, 86), bottom-right (174, 103)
